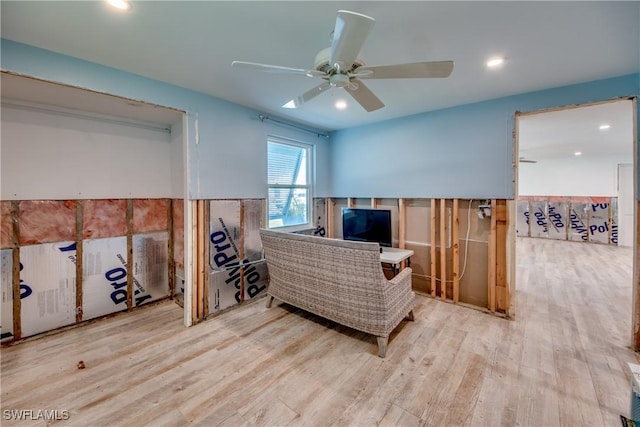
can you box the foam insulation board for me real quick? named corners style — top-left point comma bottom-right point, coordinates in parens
top-left (133, 231), bottom-right (169, 304)
top-left (133, 199), bottom-right (169, 233)
top-left (1, 249), bottom-right (13, 342)
top-left (568, 201), bottom-right (589, 242)
top-left (209, 200), bottom-right (242, 313)
top-left (547, 198), bottom-right (568, 240)
top-left (242, 200), bottom-right (268, 302)
top-left (529, 199), bottom-right (548, 238)
top-left (588, 198), bottom-right (611, 244)
top-left (611, 198), bottom-right (619, 245)
top-left (20, 242), bottom-right (76, 337)
top-left (516, 199), bottom-right (530, 237)
top-left (83, 199), bottom-right (127, 239)
top-left (82, 237), bottom-right (129, 320)
top-left (1, 201), bottom-right (13, 249)
top-left (19, 200), bottom-right (76, 245)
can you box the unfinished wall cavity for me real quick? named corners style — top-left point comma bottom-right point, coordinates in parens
top-left (316, 197), bottom-right (510, 316)
top-left (517, 196), bottom-right (618, 245)
top-left (0, 199), bottom-right (176, 343)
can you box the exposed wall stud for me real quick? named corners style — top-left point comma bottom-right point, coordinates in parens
top-left (430, 198), bottom-right (437, 297)
top-left (452, 199), bottom-right (460, 303)
top-left (440, 198), bottom-right (447, 300)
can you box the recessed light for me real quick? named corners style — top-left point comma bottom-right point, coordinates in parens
top-left (599, 124), bottom-right (610, 130)
top-left (106, 0), bottom-right (132, 11)
top-left (282, 100), bottom-right (297, 109)
top-left (335, 100), bottom-right (347, 110)
top-left (486, 57), bottom-right (505, 68)
top-left (574, 151), bottom-right (582, 156)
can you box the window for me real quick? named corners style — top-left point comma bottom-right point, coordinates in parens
top-left (267, 137), bottom-right (313, 229)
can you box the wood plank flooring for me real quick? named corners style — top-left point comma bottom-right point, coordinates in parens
top-left (1, 237), bottom-right (639, 426)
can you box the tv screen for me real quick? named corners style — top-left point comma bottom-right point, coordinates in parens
top-left (342, 208), bottom-right (392, 247)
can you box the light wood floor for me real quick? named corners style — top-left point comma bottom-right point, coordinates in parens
top-left (1, 237), bottom-right (639, 426)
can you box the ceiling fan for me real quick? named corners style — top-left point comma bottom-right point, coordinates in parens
top-left (231, 10), bottom-right (454, 112)
top-left (519, 157), bottom-right (537, 163)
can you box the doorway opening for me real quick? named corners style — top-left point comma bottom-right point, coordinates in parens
top-left (514, 98), bottom-right (636, 346)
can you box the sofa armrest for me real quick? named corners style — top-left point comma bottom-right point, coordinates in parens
top-left (388, 267), bottom-right (412, 288)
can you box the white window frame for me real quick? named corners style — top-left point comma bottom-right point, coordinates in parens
top-left (267, 136), bottom-right (314, 231)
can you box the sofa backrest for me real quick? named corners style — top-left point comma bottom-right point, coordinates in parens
top-left (259, 228), bottom-right (389, 311)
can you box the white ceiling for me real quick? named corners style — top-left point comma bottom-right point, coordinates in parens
top-left (1, 1), bottom-right (638, 132)
top-left (518, 99), bottom-right (634, 163)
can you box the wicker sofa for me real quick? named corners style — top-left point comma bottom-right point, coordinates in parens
top-left (259, 228), bottom-right (415, 358)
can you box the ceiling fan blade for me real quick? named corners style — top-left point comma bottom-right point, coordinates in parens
top-left (282, 82), bottom-right (332, 109)
top-left (345, 79), bottom-right (384, 112)
top-left (330, 10), bottom-right (375, 71)
top-left (360, 61), bottom-right (454, 79)
top-left (232, 61), bottom-right (326, 78)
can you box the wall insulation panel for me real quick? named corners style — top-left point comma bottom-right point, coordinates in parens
top-left (209, 200), bottom-right (242, 313)
top-left (588, 199), bottom-right (612, 244)
top-left (547, 198), bottom-right (568, 240)
top-left (133, 199), bottom-right (169, 233)
top-left (133, 231), bottom-right (169, 304)
top-left (1, 201), bottom-right (13, 249)
top-left (611, 198), bottom-right (619, 245)
top-left (516, 199), bottom-right (530, 237)
top-left (82, 237), bottom-right (128, 320)
top-left (529, 199), bottom-right (548, 238)
top-left (19, 200), bottom-right (75, 244)
top-left (1, 249), bottom-right (13, 342)
top-left (242, 200), bottom-right (268, 302)
top-left (568, 199), bottom-right (589, 242)
top-left (82, 199), bottom-right (127, 239)
top-left (20, 242), bottom-right (76, 337)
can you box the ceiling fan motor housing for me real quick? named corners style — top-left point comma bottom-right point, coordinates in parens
top-left (314, 47), bottom-right (364, 75)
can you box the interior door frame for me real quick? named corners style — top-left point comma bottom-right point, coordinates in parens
top-left (512, 97), bottom-right (638, 348)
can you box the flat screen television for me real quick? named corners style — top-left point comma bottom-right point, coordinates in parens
top-left (342, 208), bottom-right (392, 248)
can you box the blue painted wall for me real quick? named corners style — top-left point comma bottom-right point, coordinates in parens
top-left (2, 40), bottom-right (638, 201)
top-left (0, 39), bottom-right (332, 199)
top-left (329, 74), bottom-right (639, 199)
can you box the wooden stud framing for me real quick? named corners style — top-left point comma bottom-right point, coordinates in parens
top-left (11, 201), bottom-right (21, 341)
top-left (452, 199), bottom-right (460, 303)
top-left (488, 199), bottom-right (497, 312)
top-left (325, 198), bottom-right (334, 238)
top-left (75, 201), bottom-right (84, 323)
top-left (167, 199), bottom-right (175, 298)
top-left (635, 200), bottom-right (640, 350)
top-left (348, 198), bottom-right (356, 208)
top-left (495, 200), bottom-right (509, 312)
top-left (194, 200), bottom-right (206, 321)
top-left (190, 200), bottom-right (198, 323)
top-left (126, 199), bottom-right (134, 310)
top-left (398, 198), bottom-right (406, 250)
top-left (440, 198), bottom-right (447, 300)
top-left (430, 198), bottom-right (437, 297)
top-left (202, 201), bottom-right (210, 316)
top-left (371, 198), bottom-right (378, 209)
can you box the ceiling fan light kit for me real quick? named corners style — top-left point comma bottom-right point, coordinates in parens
top-left (232, 10), bottom-right (454, 112)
